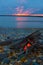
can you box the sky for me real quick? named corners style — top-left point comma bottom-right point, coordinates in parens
top-left (0, 0), bottom-right (43, 14)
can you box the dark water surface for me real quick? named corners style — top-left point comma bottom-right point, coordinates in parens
top-left (0, 16), bottom-right (43, 28)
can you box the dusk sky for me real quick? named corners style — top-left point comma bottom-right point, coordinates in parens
top-left (0, 0), bottom-right (43, 28)
top-left (0, 0), bottom-right (43, 14)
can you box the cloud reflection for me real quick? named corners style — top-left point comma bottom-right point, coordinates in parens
top-left (16, 17), bottom-right (28, 21)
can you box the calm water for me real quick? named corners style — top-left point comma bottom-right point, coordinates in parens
top-left (0, 16), bottom-right (43, 28)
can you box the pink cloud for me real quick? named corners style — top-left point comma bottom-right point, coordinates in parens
top-left (15, 6), bottom-right (24, 14)
top-left (12, 6), bottom-right (40, 16)
top-left (15, 6), bottom-right (31, 14)
top-left (14, 6), bottom-right (40, 15)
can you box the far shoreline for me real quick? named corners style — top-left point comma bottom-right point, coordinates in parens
top-left (0, 14), bottom-right (43, 17)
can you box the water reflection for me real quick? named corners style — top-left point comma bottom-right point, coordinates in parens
top-left (16, 17), bottom-right (43, 28)
top-left (16, 17), bottom-right (28, 21)
top-left (17, 21), bottom-right (43, 28)
top-left (0, 16), bottom-right (43, 28)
